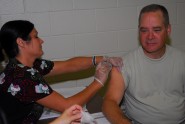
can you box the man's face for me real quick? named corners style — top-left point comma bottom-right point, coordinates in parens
top-left (139, 11), bottom-right (171, 59)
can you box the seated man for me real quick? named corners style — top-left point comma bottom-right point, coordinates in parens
top-left (102, 4), bottom-right (185, 124)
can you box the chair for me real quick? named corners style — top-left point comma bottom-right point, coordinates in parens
top-left (0, 107), bottom-right (8, 124)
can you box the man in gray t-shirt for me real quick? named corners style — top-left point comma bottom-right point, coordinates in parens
top-left (102, 4), bottom-right (185, 124)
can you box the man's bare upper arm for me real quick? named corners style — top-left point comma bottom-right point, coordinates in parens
top-left (104, 67), bottom-right (125, 104)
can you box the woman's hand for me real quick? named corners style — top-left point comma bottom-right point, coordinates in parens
top-left (94, 61), bottom-right (112, 86)
top-left (50, 104), bottom-right (82, 124)
top-left (103, 56), bottom-right (123, 71)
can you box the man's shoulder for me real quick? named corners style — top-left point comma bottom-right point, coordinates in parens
top-left (168, 45), bottom-right (185, 56)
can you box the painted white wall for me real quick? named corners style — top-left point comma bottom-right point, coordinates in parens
top-left (0, 0), bottom-right (185, 89)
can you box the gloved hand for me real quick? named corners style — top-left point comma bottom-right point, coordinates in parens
top-left (81, 111), bottom-right (95, 124)
top-left (103, 56), bottom-right (123, 71)
top-left (94, 61), bottom-right (112, 86)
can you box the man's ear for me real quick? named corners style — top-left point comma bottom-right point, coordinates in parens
top-left (16, 38), bottom-right (25, 48)
top-left (167, 24), bottom-right (171, 35)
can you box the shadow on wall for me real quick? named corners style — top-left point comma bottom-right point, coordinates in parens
top-left (45, 67), bottom-right (95, 84)
top-left (45, 67), bottom-right (110, 97)
top-left (166, 37), bottom-right (172, 45)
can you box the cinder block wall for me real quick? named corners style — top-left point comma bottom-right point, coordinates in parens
top-left (0, 0), bottom-right (185, 89)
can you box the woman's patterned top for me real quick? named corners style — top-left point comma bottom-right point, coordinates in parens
top-left (0, 58), bottom-right (54, 124)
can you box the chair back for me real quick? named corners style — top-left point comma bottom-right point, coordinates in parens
top-left (0, 107), bottom-right (8, 124)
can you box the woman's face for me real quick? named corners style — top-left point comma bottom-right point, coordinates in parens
top-left (25, 28), bottom-right (44, 58)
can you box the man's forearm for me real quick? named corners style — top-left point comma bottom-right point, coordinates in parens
top-left (102, 100), bottom-right (131, 124)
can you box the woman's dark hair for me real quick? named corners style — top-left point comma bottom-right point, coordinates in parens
top-left (138, 4), bottom-right (170, 27)
top-left (0, 20), bottom-right (34, 61)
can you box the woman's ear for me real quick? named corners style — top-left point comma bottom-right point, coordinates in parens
top-left (16, 38), bottom-right (25, 48)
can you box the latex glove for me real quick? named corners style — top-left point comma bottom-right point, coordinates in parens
top-left (103, 56), bottom-right (123, 71)
top-left (81, 111), bottom-right (95, 124)
top-left (94, 61), bottom-right (112, 86)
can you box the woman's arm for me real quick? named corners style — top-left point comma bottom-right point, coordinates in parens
top-left (37, 80), bottom-right (102, 112)
top-left (46, 56), bottom-right (103, 77)
top-left (37, 61), bottom-right (112, 112)
top-left (46, 56), bottom-right (123, 77)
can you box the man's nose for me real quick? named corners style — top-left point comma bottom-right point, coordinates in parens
top-left (148, 31), bottom-right (154, 39)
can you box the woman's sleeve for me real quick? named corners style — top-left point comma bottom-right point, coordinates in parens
top-left (33, 59), bottom-right (54, 75)
top-left (10, 78), bottom-right (53, 103)
top-left (7, 62), bottom-right (53, 103)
